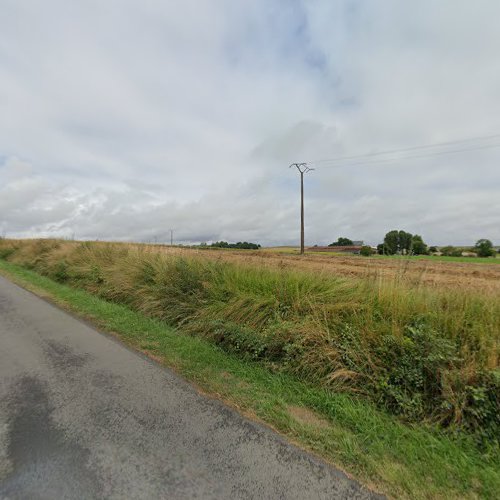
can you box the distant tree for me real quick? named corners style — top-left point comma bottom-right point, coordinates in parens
top-left (360, 245), bottom-right (373, 256)
top-left (475, 239), bottom-right (494, 257)
top-left (234, 241), bottom-right (261, 249)
top-left (428, 246), bottom-right (438, 253)
top-left (383, 230), bottom-right (413, 255)
top-left (211, 241), bottom-right (230, 248)
top-left (440, 245), bottom-right (463, 257)
top-left (329, 237), bottom-right (353, 247)
top-left (376, 243), bottom-right (386, 255)
top-left (210, 241), bottom-right (261, 250)
top-left (411, 234), bottom-right (428, 255)
top-left (440, 245), bottom-right (453, 256)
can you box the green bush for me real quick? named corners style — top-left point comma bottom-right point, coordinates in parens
top-left (0, 247), bottom-right (15, 259)
top-left (51, 260), bottom-right (69, 283)
top-left (440, 246), bottom-right (464, 257)
top-left (463, 370), bottom-right (500, 450)
top-left (360, 246), bottom-right (373, 256)
top-left (376, 321), bottom-right (459, 421)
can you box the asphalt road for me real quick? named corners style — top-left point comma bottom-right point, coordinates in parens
top-left (0, 276), bottom-right (381, 500)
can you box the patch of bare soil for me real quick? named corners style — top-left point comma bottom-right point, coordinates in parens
top-left (287, 405), bottom-right (331, 429)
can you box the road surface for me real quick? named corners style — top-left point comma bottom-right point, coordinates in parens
top-left (0, 276), bottom-right (381, 499)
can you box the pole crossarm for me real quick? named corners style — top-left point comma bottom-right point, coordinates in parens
top-left (289, 162), bottom-right (314, 174)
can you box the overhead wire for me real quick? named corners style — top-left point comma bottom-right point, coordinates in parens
top-left (304, 133), bottom-right (500, 169)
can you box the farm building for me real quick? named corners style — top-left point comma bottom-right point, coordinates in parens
top-left (308, 246), bottom-right (364, 254)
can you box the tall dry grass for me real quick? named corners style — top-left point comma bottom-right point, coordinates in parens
top-left (1, 238), bottom-right (498, 443)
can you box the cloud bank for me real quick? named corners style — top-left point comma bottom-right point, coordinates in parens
top-left (1, 0), bottom-right (499, 245)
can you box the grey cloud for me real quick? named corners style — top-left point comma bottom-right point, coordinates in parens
top-left (0, 1), bottom-right (499, 246)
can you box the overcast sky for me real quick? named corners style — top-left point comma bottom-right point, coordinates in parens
top-left (1, 0), bottom-right (499, 246)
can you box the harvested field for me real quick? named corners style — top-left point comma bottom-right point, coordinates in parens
top-left (146, 245), bottom-right (500, 293)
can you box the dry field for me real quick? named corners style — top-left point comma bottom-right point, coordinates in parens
top-left (144, 245), bottom-right (500, 293)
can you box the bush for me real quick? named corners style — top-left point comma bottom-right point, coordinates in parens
top-left (375, 321), bottom-right (459, 421)
top-left (440, 246), bottom-right (464, 257)
top-left (51, 260), bottom-right (69, 282)
top-left (360, 246), bottom-right (373, 256)
top-left (0, 247), bottom-right (15, 259)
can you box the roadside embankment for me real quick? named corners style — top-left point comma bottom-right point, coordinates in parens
top-left (1, 239), bottom-right (497, 444)
top-left (0, 239), bottom-right (499, 499)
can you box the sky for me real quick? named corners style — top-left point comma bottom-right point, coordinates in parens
top-left (1, 0), bottom-right (499, 246)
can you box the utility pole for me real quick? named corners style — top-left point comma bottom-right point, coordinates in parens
top-left (170, 229), bottom-right (173, 246)
top-left (290, 163), bottom-right (314, 254)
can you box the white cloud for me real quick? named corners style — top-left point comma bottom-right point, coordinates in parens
top-left (1, 0), bottom-right (499, 245)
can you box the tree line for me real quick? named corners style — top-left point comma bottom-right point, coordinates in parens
top-left (204, 241), bottom-right (261, 250)
top-left (329, 232), bottom-right (496, 257)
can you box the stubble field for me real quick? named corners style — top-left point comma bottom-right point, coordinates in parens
top-left (153, 244), bottom-right (500, 293)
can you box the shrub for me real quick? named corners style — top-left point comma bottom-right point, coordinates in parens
top-left (0, 247), bottom-right (15, 259)
top-left (375, 321), bottom-right (459, 421)
top-left (51, 260), bottom-right (69, 282)
top-left (360, 246), bottom-right (373, 256)
top-left (462, 370), bottom-right (500, 449)
top-left (440, 246), bottom-right (464, 257)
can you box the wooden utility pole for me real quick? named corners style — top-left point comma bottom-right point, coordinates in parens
top-left (290, 163), bottom-right (314, 254)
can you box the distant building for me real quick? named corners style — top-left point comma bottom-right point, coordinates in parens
top-left (308, 246), bottom-right (364, 254)
top-left (461, 251), bottom-right (478, 257)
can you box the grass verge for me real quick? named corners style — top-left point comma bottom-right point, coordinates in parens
top-left (370, 254), bottom-right (500, 265)
top-left (0, 259), bottom-right (498, 499)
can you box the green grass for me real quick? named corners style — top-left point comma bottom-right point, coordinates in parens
top-left (0, 258), bottom-right (499, 499)
top-left (263, 247), bottom-right (500, 263)
top-left (371, 254), bottom-right (500, 264)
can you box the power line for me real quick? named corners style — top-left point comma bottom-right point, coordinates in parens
top-left (306, 133), bottom-right (500, 168)
top-left (309, 133), bottom-right (500, 164)
top-left (312, 141), bottom-right (500, 169)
